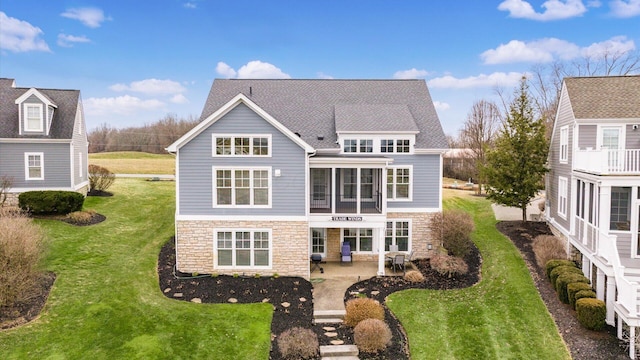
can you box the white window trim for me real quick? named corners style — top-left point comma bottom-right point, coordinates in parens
top-left (339, 168), bottom-right (379, 202)
top-left (387, 166), bottom-right (413, 202)
top-left (558, 176), bottom-right (568, 219)
top-left (212, 134), bottom-right (272, 157)
top-left (341, 228), bottom-right (375, 253)
top-left (212, 166), bottom-right (272, 208)
top-left (78, 152), bottom-right (83, 178)
top-left (338, 134), bottom-right (415, 154)
top-left (596, 125), bottom-right (625, 150)
top-left (214, 228), bottom-right (272, 269)
top-left (24, 103), bottom-right (44, 132)
top-left (25, 152), bottom-right (44, 180)
top-left (385, 219), bottom-right (412, 252)
top-left (559, 126), bottom-right (568, 164)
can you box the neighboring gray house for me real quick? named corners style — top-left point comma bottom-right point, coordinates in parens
top-left (167, 79), bottom-right (448, 278)
top-left (0, 78), bottom-right (89, 205)
top-left (546, 75), bottom-right (640, 359)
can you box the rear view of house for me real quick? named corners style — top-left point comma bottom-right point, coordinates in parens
top-left (0, 78), bottom-right (89, 205)
top-left (167, 79), bottom-right (448, 279)
top-left (547, 75), bottom-right (640, 358)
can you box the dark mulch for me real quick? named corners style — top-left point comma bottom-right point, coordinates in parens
top-left (87, 189), bottom-right (113, 197)
top-left (32, 212), bottom-right (106, 226)
top-left (0, 272), bottom-right (56, 330)
top-left (497, 220), bottom-right (629, 360)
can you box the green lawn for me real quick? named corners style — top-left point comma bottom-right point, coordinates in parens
top-left (0, 179), bottom-right (272, 360)
top-left (89, 151), bottom-right (175, 174)
top-left (387, 193), bottom-right (571, 359)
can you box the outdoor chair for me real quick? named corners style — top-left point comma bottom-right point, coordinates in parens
top-left (341, 242), bottom-right (353, 265)
top-left (310, 254), bottom-right (324, 273)
top-left (404, 250), bottom-right (414, 266)
top-left (389, 244), bottom-right (399, 252)
top-left (392, 254), bottom-right (405, 274)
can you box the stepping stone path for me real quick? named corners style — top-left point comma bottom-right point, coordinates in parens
top-left (314, 310), bottom-right (358, 360)
top-left (227, 297), bottom-right (237, 303)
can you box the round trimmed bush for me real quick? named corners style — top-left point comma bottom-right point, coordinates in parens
top-left (344, 297), bottom-right (385, 327)
top-left (277, 327), bottom-right (318, 359)
top-left (18, 190), bottom-right (84, 215)
top-left (568, 282), bottom-right (593, 309)
top-left (404, 270), bottom-right (425, 283)
top-left (545, 259), bottom-right (576, 280)
top-left (574, 289), bottom-right (596, 304)
top-left (354, 318), bottom-right (392, 353)
top-left (550, 265), bottom-right (583, 291)
top-left (556, 273), bottom-right (589, 304)
top-left (576, 298), bottom-right (606, 330)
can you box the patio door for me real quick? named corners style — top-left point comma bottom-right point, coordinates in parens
top-left (601, 127), bottom-right (623, 171)
top-left (311, 228), bottom-right (327, 258)
top-left (311, 169), bottom-right (330, 208)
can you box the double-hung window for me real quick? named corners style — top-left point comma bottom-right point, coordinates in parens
top-left (343, 228), bottom-right (373, 252)
top-left (25, 152), bottom-right (44, 180)
top-left (24, 104), bottom-right (43, 132)
top-left (558, 177), bottom-right (568, 219)
top-left (559, 126), bottom-right (568, 163)
top-left (213, 135), bottom-right (270, 156)
top-left (387, 167), bottom-right (411, 200)
top-left (610, 187), bottom-right (631, 231)
top-left (359, 140), bottom-right (373, 153)
top-left (396, 139), bottom-right (410, 153)
top-left (381, 139), bottom-right (394, 153)
top-left (385, 221), bottom-right (410, 251)
top-left (214, 167), bottom-right (271, 207)
top-left (344, 139), bottom-right (357, 153)
top-left (215, 229), bottom-right (271, 268)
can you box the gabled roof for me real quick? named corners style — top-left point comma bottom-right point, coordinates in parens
top-left (564, 75), bottom-right (640, 119)
top-left (334, 104), bottom-right (419, 134)
top-left (199, 79), bottom-right (448, 149)
top-left (0, 78), bottom-right (80, 139)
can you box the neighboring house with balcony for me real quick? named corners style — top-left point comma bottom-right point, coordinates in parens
top-left (166, 79), bottom-right (448, 279)
top-left (0, 78), bottom-right (89, 205)
top-left (546, 75), bottom-right (640, 358)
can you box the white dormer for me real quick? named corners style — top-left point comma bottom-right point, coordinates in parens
top-left (14, 88), bottom-right (57, 135)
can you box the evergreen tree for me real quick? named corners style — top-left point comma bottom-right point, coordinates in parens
top-left (482, 77), bottom-right (549, 221)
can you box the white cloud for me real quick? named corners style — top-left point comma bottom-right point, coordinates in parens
top-left (581, 36), bottom-right (636, 57)
top-left (609, 0), bottom-right (640, 17)
top-left (84, 96), bottom-right (165, 116)
top-left (433, 101), bottom-right (451, 111)
top-left (61, 7), bottom-right (110, 28)
top-left (184, 2), bottom-right (197, 9)
top-left (170, 94), bottom-right (189, 104)
top-left (109, 79), bottom-right (186, 95)
top-left (216, 62), bottom-right (237, 78)
top-left (428, 72), bottom-right (525, 89)
top-left (393, 68), bottom-right (430, 79)
top-left (481, 38), bottom-right (580, 64)
top-left (0, 12), bottom-right (50, 52)
top-left (498, 0), bottom-right (587, 21)
top-left (317, 72), bottom-right (334, 79)
top-left (587, 0), bottom-right (602, 7)
top-left (57, 33), bottom-right (90, 48)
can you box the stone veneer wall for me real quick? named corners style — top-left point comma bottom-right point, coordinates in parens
top-left (176, 220), bottom-right (309, 278)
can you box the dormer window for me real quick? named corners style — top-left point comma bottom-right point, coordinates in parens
top-left (344, 139), bottom-right (357, 153)
top-left (25, 104), bottom-right (43, 132)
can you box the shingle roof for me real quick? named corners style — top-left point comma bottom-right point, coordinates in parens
top-left (200, 79), bottom-right (448, 149)
top-left (0, 78), bottom-right (79, 139)
top-left (565, 75), bottom-right (640, 119)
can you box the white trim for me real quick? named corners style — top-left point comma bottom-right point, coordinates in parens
top-left (212, 134), bottom-right (272, 157)
top-left (386, 165), bottom-right (413, 202)
top-left (310, 227), bottom-right (327, 258)
top-left (414, 148), bottom-right (448, 155)
top-left (166, 93), bottom-right (314, 153)
top-left (10, 184), bottom-right (87, 193)
top-left (559, 126), bottom-right (568, 164)
top-left (558, 176), bottom-right (568, 219)
top-left (24, 103), bottom-right (44, 132)
top-left (14, 88), bottom-right (57, 108)
top-left (384, 219), bottom-right (413, 252)
top-left (176, 214), bottom-right (308, 221)
top-left (597, 124), bottom-right (625, 150)
top-left (78, 151), bottom-right (83, 178)
top-left (73, 180), bottom-right (89, 191)
top-left (341, 227), bottom-right (376, 253)
top-left (24, 152), bottom-right (44, 180)
top-left (214, 228), bottom-right (272, 269)
top-left (212, 166), bottom-right (272, 208)
top-left (0, 138), bottom-right (70, 143)
top-left (70, 145), bottom-right (75, 186)
top-left (337, 134), bottom-right (416, 155)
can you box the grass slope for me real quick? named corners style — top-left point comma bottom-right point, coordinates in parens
top-left (89, 152), bottom-right (175, 175)
top-left (0, 179), bottom-right (272, 360)
top-left (387, 193), bottom-right (570, 359)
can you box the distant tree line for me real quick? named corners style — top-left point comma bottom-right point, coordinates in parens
top-left (88, 114), bottom-right (199, 153)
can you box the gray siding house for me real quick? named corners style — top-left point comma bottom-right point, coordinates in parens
top-left (167, 79), bottom-right (448, 278)
top-left (0, 78), bottom-right (89, 204)
top-left (546, 75), bottom-right (640, 358)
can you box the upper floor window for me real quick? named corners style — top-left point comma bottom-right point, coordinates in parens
top-left (214, 167), bottom-right (271, 207)
top-left (342, 137), bottom-right (413, 154)
top-left (558, 177), bottom-right (568, 219)
top-left (25, 104), bottom-right (43, 132)
top-left (396, 139), bottom-right (410, 153)
top-left (387, 167), bottom-right (412, 200)
top-left (25, 152), bottom-right (44, 180)
top-left (610, 186), bottom-right (631, 231)
top-left (381, 139), bottom-right (394, 153)
top-left (359, 140), bottom-right (373, 153)
top-left (213, 135), bottom-right (271, 157)
top-left (559, 126), bottom-right (568, 163)
top-left (344, 139), bottom-right (357, 153)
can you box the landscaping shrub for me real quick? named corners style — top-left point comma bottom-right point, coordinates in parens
top-left (556, 273), bottom-right (590, 304)
top-left (18, 190), bottom-right (84, 215)
top-left (428, 210), bottom-right (475, 257)
top-left (545, 259), bottom-right (576, 281)
top-left (430, 253), bottom-right (469, 278)
top-left (277, 327), bottom-right (318, 359)
top-left (550, 265), bottom-right (583, 291)
top-left (88, 164), bottom-right (116, 192)
top-left (0, 209), bottom-right (46, 307)
top-left (404, 270), bottom-right (425, 283)
top-left (344, 297), bottom-right (385, 327)
top-left (354, 318), bottom-right (392, 353)
top-left (568, 282), bottom-right (593, 309)
top-left (66, 209), bottom-right (96, 225)
top-left (533, 235), bottom-right (567, 270)
top-left (576, 298), bottom-right (606, 330)
top-left (574, 289), bottom-right (596, 304)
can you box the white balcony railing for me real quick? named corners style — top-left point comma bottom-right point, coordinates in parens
top-left (574, 149), bottom-right (640, 174)
top-left (575, 216), bottom-right (598, 253)
top-left (599, 231), bottom-right (639, 314)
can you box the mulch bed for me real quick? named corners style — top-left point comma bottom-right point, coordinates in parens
top-left (87, 190), bottom-right (113, 197)
top-left (0, 272), bottom-right (56, 330)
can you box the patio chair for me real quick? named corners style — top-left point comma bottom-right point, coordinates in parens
top-left (389, 244), bottom-right (399, 252)
top-left (404, 250), bottom-right (414, 266)
top-left (392, 254), bottom-right (405, 274)
top-left (341, 242), bottom-right (352, 265)
top-left (310, 254), bottom-right (324, 273)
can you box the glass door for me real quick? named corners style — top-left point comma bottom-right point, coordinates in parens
top-left (601, 127), bottom-right (623, 171)
top-left (311, 228), bottom-right (326, 258)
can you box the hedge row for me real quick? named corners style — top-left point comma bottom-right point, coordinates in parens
top-left (18, 191), bottom-right (84, 215)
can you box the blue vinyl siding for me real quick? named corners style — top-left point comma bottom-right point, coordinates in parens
top-left (0, 142), bottom-right (71, 188)
top-left (178, 104), bottom-right (306, 215)
top-left (388, 154), bottom-right (441, 209)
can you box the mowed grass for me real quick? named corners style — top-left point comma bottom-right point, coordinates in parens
top-left (0, 179), bottom-right (272, 360)
top-left (387, 192), bottom-right (570, 359)
top-left (89, 151), bottom-right (175, 174)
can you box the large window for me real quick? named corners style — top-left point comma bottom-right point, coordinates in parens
top-left (25, 152), bottom-right (44, 180)
top-left (396, 139), bottom-right (410, 153)
top-left (387, 167), bottom-right (411, 200)
top-left (359, 139), bottom-right (373, 153)
top-left (558, 177), bottom-right (568, 218)
top-left (213, 135), bottom-right (270, 156)
top-left (215, 230), bottom-right (271, 268)
top-left (344, 139), bottom-right (357, 153)
top-left (610, 187), bottom-right (631, 231)
top-left (385, 221), bottom-right (410, 251)
top-left (25, 104), bottom-right (43, 132)
top-left (343, 228), bottom-right (373, 252)
top-left (381, 139), bottom-right (394, 153)
top-left (311, 228), bottom-right (326, 254)
top-left (559, 126), bottom-right (568, 163)
top-left (214, 167), bottom-right (270, 207)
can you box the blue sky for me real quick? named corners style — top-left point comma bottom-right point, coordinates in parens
top-left (1, 1), bottom-right (639, 136)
